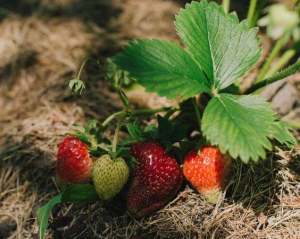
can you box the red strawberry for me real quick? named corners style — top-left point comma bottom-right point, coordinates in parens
top-left (183, 146), bottom-right (231, 204)
top-left (126, 141), bottom-right (183, 218)
top-left (56, 136), bottom-right (93, 184)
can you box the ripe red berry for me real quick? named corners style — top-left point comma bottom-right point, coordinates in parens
top-left (183, 146), bottom-right (231, 203)
top-left (126, 141), bottom-right (183, 218)
top-left (56, 136), bottom-right (93, 184)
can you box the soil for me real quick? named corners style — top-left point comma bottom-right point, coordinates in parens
top-left (0, 0), bottom-right (299, 239)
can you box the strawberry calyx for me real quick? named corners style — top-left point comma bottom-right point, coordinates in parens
top-left (121, 114), bottom-right (188, 152)
top-left (201, 191), bottom-right (222, 204)
top-left (74, 118), bottom-right (139, 169)
top-left (67, 119), bottom-right (111, 157)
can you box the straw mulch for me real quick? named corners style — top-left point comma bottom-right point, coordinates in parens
top-left (0, 0), bottom-right (299, 238)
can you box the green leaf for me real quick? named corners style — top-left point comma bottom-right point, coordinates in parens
top-left (169, 124), bottom-right (189, 143)
top-left (160, 140), bottom-right (173, 151)
top-left (89, 146), bottom-right (107, 158)
top-left (112, 38), bottom-right (210, 100)
top-left (85, 119), bottom-right (98, 132)
top-left (157, 115), bottom-right (188, 144)
top-left (272, 121), bottom-right (296, 148)
top-left (66, 79), bottom-right (85, 94)
top-left (157, 115), bottom-right (174, 139)
top-left (37, 193), bottom-right (62, 239)
top-left (37, 184), bottom-right (100, 239)
top-left (68, 133), bottom-right (90, 146)
top-left (144, 124), bottom-right (158, 139)
top-left (126, 124), bottom-right (147, 141)
top-left (73, 124), bottom-right (85, 133)
top-left (62, 184), bottom-right (99, 203)
top-left (179, 141), bottom-right (197, 158)
top-left (202, 94), bottom-right (277, 163)
top-left (175, 0), bottom-right (261, 90)
top-left (105, 58), bottom-right (135, 87)
top-left (171, 146), bottom-right (184, 164)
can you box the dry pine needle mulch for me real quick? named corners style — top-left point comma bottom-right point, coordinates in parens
top-left (0, 0), bottom-right (299, 238)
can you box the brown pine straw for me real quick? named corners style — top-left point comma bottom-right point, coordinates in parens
top-left (0, 0), bottom-right (299, 238)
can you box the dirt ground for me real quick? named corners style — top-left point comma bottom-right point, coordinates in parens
top-left (0, 0), bottom-right (299, 238)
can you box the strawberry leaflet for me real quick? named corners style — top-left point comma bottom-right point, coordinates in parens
top-left (112, 39), bottom-right (210, 100)
top-left (175, 0), bottom-right (261, 90)
top-left (202, 94), bottom-right (295, 163)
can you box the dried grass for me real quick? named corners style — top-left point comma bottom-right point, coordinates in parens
top-left (0, 0), bottom-right (299, 239)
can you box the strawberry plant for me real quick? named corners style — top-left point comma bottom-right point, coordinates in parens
top-left (112, 0), bottom-right (297, 162)
top-left (37, 1), bottom-right (299, 238)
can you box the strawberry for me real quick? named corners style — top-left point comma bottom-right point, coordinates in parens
top-left (126, 141), bottom-right (183, 218)
top-left (183, 146), bottom-right (231, 203)
top-left (92, 154), bottom-right (130, 201)
top-left (56, 136), bottom-right (93, 184)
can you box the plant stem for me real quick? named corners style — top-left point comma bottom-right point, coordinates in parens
top-left (222, 0), bottom-right (230, 14)
top-left (245, 60), bottom-right (300, 94)
top-left (76, 57), bottom-right (132, 110)
top-left (98, 59), bottom-right (131, 110)
top-left (192, 97), bottom-right (202, 132)
top-left (112, 114), bottom-right (127, 153)
top-left (265, 41), bottom-right (300, 78)
top-left (110, 106), bottom-right (176, 153)
top-left (284, 120), bottom-right (300, 130)
top-left (117, 90), bottom-right (131, 110)
top-left (101, 106), bottom-right (174, 128)
top-left (247, 0), bottom-right (258, 27)
top-left (164, 104), bottom-right (181, 119)
top-left (76, 57), bottom-right (96, 80)
top-left (102, 111), bottom-right (126, 127)
top-left (255, 36), bottom-right (286, 84)
top-left (95, 59), bottom-right (111, 81)
top-left (132, 106), bottom-right (172, 116)
top-left (251, 0), bottom-right (267, 28)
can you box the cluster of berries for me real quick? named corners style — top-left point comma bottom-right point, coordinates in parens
top-left (57, 134), bottom-right (230, 218)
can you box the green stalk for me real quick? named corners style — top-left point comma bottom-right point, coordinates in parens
top-left (75, 57), bottom-right (131, 110)
top-left (244, 61), bottom-right (300, 94)
top-left (164, 104), bottom-right (181, 119)
top-left (132, 106), bottom-right (172, 116)
top-left (251, 0), bottom-right (267, 28)
top-left (112, 115), bottom-right (127, 153)
top-left (192, 97), bottom-right (202, 132)
top-left (284, 120), bottom-right (300, 130)
top-left (255, 36), bottom-right (286, 84)
top-left (101, 106), bottom-right (174, 128)
top-left (76, 57), bottom-right (95, 80)
top-left (102, 111), bottom-right (126, 127)
top-left (265, 41), bottom-right (300, 78)
top-left (247, 0), bottom-right (258, 27)
top-left (222, 0), bottom-right (230, 14)
top-left (109, 105), bottom-right (177, 152)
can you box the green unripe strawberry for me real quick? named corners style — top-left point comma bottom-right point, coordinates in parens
top-left (92, 154), bottom-right (130, 201)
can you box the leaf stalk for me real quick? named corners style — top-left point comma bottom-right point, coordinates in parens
top-left (245, 60), bottom-right (300, 94)
top-left (255, 36), bottom-right (286, 85)
top-left (251, 0), bottom-right (267, 28)
top-left (247, 0), bottom-right (258, 27)
top-left (112, 114), bottom-right (127, 153)
top-left (101, 106), bottom-right (174, 128)
top-left (222, 0), bottom-right (230, 14)
top-left (265, 41), bottom-right (300, 78)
